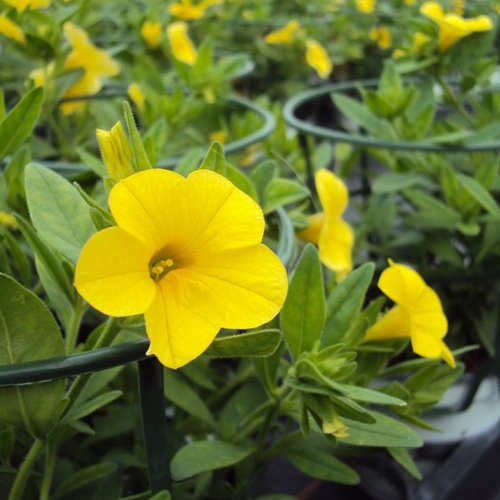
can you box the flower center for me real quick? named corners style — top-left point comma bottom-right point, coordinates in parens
top-left (149, 258), bottom-right (174, 281)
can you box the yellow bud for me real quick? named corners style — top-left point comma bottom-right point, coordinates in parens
top-left (0, 15), bottom-right (26, 45)
top-left (141, 20), bottom-right (162, 49)
top-left (305, 39), bottom-right (332, 80)
top-left (96, 122), bottom-right (135, 181)
top-left (128, 83), bottom-right (145, 112)
top-left (322, 414), bottom-right (349, 438)
top-left (167, 21), bottom-right (197, 66)
top-left (0, 212), bottom-right (18, 231)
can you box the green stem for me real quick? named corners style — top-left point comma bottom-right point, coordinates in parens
top-left (65, 298), bottom-right (86, 355)
top-left (436, 75), bottom-right (475, 128)
top-left (39, 442), bottom-right (56, 500)
top-left (47, 114), bottom-right (73, 159)
top-left (8, 439), bottom-right (44, 500)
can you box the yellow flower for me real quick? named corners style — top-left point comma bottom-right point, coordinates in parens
top-left (356, 0), bottom-right (376, 13)
top-left (365, 260), bottom-right (456, 368)
top-left (141, 20), bottom-right (162, 49)
top-left (209, 129), bottom-right (227, 144)
top-left (323, 414), bottom-right (349, 438)
top-left (411, 31), bottom-right (431, 53)
top-left (61, 23), bottom-right (120, 115)
top-left (421, 1), bottom-right (492, 51)
top-left (392, 48), bottom-right (406, 58)
top-left (3, 0), bottom-right (50, 12)
top-left (305, 39), bottom-right (332, 80)
top-left (96, 122), bottom-right (135, 181)
top-left (128, 83), bottom-right (145, 112)
top-left (369, 26), bottom-right (392, 49)
top-left (404, 0), bottom-right (415, 5)
top-left (264, 20), bottom-right (300, 45)
top-left (0, 212), bottom-right (18, 230)
top-left (167, 21), bottom-right (197, 65)
top-left (75, 169), bottom-right (287, 368)
top-left (169, 0), bottom-right (222, 20)
top-left (30, 62), bottom-right (55, 88)
top-left (0, 16), bottom-right (26, 45)
top-left (297, 169), bottom-right (353, 278)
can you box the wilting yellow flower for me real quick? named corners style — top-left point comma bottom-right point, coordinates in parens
top-left (0, 16), bottom-right (26, 45)
top-left (209, 129), bottom-right (227, 144)
top-left (0, 212), bottom-right (18, 230)
top-left (421, 1), bottom-right (492, 51)
top-left (365, 260), bottom-right (455, 368)
top-left (75, 169), bottom-right (287, 368)
top-left (3, 0), bottom-right (50, 12)
top-left (264, 20), bottom-right (300, 45)
top-left (128, 83), bottom-right (145, 112)
top-left (323, 414), bottom-right (349, 438)
top-left (369, 26), bottom-right (392, 49)
top-left (356, 0), bottom-right (376, 13)
top-left (167, 21), bottom-right (197, 65)
top-left (169, 0), bottom-right (222, 20)
top-left (305, 39), bottom-right (332, 80)
top-left (61, 23), bottom-right (120, 115)
top-left (141, 20), bottom-right (162, 49)
top-left (297, 169), bottom-right (353, 278)
top-left (96, 122), bottom-right (135, 181)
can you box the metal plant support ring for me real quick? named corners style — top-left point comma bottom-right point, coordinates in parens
top-left (282, 79), bottom-right (500, 153)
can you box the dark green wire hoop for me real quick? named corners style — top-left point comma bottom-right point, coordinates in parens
top-left (282, 79), bottom-right (500, 153)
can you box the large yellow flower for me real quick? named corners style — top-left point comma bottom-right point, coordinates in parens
top-left (167, 21), bottom-right (197, 65)
top-left (297, 169), bottom-right (353, 278)
top-left (3, 0), bottom-right (50, 12)
top-left (420, 2), bottom-right (492, 51)
top-left (61, 23), bottom-right (120, 115)
top-left (169, 0), bottom-right (222, 20)
top-left (0, 15), bottom-right (26, 44)
top-left (75, 169), bottom-right (287, 368)
top-left (141, 20), bottom-right (162, 49)
top-left (365, 260), bottom-right (455, 368)
top-left (305, 39), bottom-right (332, 80)
top-left (264, 20), bottom-right (301, 45)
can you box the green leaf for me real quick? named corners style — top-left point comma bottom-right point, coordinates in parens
top-left (250, 160), bottom-right (276, 205)
top-left (175, 148), bottom-right (205, 175)
top-left (387, 447), bottom-right (422, 480)
top-left (0, 88), bottom-right (44, 162)
top-left (342, 411), bottom-right (423, 448)
top-left (457, 174), bottom-right (500, 220)
top-left (281, 245), bottom-right (325, 361)
top-left (75, 147), bottom-right (106, 177)
top-left (263, 179), bottom-right (309, 214)
top-left (150, 492), bottom-right (172, 500)
top-left (164, 371), bottom-right (216, 428)
top-left (372, 173), bottom-right (435, 194)
top-left (123, 101), bottom-right (152, 171)
top-left (199, 141), bottom-right (226, 175)
top-left (60, 390), bottom-right (123, 425)
top-left (0, 274), bottom-right (65, 438)
top-left (206, 329), bottom-right (282, 358)
top-left (25, 163), bottom-right (95, 263)
top-left (284, 448), bottom-right (359, 484)
top-left (226, 164), bottom-right (257, 200)
top-left (171, 441), bottom-right (253, 480)
top-left (322, 263), bottom-right (374, 346)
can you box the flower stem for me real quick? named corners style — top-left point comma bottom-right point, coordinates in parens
top-left (8, 439), bottom-right (44, 500)
top-left (65, 298), bottom-right (86, 355)
top-left (39, 441), bottom-right (56, 500)
top-left (436, 75), bottom-right (475, 128)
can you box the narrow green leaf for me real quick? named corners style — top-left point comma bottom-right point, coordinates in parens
top-left (123, 101), bottom-right (151, 171)
top-left (0, 88), bottom-right (44, 162)
top-left (388, 447), bottom-right (422, 480)
top-left (171, 441), bottom-right (253, 481)
top-left (60, 390), bottom-right (123, 425)
top-left (205, 329), bottom-right (282, 358)
top-left (199, 141), bottom-right (226, 175)
top-left (457, 174), bottom-right (500, 220)
top-left (322, 263), bottom-right (374, 346)
top-left (281, 245), bottom-right (325, 360)
top-left (0, 274), bottom-right (65, 438)
top-left (264, 179), bottom-right (310, 214)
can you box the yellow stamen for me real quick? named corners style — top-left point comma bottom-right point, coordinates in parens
top-left (150, 258), bottom-right (175, 280)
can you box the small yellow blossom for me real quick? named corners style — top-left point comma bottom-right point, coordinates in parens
top-left (30, 62), bottom-right (55, 88)
top-left (365, 260), bottom-right (456, 368)
top-left (0, 212), bottom-right (18, 230)
top-left (75, 169), bottom-right (287, 368)
top-left (141, 20), bottom-right (162, 49)
top-left (96, 122), bottom-right (135, 181)
top-left (61, 23), bottom-right (120, 115)
top-left (0, 16), bottom-right (26, 45)
top-left (3, 0), bottom-right (50, 12)
top-left (169, 0), bottom-right (222, 20)
top-left (167, 21), bottom-right (197, 65)
top-left (369, 26), bottom-right (392, 50)
top-left (305, 39), bottom-right (332, 80)
top-left (356, 0), bottom-right (376, 13)
top-left (392, 48), bottom-right (406, 58)
top-left (411, 31), bottom-right (430, 53)
top-left (264, 20), bottom-right (300, 45)
top-left (209, 130), bottom-right (227, 144)
top-left (297, 169), bottom-right (353, 278)
top-left (421, 1), bottom-right (492, 51)
top-left (323, 414), bottom-right (349, 438)
top-left (128, 83), bottom-right (145, 112)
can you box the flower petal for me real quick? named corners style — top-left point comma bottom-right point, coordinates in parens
top-left (144, 274), bottom-right (220, 368)
top-left (318, 217), bottom-right (353, 274)
top-left (296, 212), bottom-right (325, 245)
top-left (315, 169), bottom-right (348, 218)
top-left (378, 260), bottom-right (427, 308)
top-left (365, 306), bottom-right (411, 341)
top-left (109, 169), bottom-right (265, 255)
top-left (184, 244), bottom-right (288, 329)
top-left (75, 227), bottom-right (156, 316)
top-left (440, 342), bottom-right (457, 368)
top-left (411, 286), bottom-right (448, 339)
top-left (420, 1), bottom-right (444, 22)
